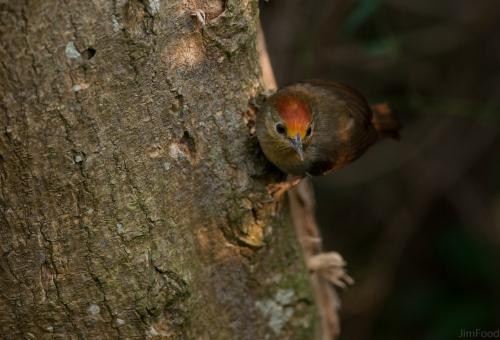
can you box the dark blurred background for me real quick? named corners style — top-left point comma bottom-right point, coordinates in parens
top-left (261, 1), bottom-right (500, 339)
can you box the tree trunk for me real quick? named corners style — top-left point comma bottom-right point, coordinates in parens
top-left (0, 1), bottom-right (317, 339)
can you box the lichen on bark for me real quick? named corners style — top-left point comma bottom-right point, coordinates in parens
top-left (0, 0), bottom-right (317, 338)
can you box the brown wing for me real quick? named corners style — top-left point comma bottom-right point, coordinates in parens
top-left (298, 79), bottom-right (373, 121)
top-left (299, 79), bottom-right (378, 175)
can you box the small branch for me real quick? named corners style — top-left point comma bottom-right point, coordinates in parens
top-left (288, 180), bottom-right (343, 339)
top-left (257, 21), bottom-right (277, 91)
top-left (257, 21), bottom-right (346, 340)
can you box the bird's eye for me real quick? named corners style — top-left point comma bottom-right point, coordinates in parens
top-left (275, 123), bottom-right (286, 135)
top-left (306, 126), bottom-right (312, 137)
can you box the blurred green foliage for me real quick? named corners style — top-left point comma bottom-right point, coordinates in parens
top-left (262, 0), bottom-right (500, 338)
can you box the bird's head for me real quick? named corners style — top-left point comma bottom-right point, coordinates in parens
top-left (261, 93), bottom-right (314, 161)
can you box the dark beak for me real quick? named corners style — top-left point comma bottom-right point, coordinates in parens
top-left (289, 134), bottom-right (304, 161)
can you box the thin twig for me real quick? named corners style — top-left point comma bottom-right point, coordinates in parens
top-left (288, 180), bottom-right (342, 339)
top-left (257, 21), bottom-right (344, 340)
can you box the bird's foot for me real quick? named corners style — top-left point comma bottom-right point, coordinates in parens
top-left (267, 176), bottom-right (303, 199)
top-left (307, 252), bottom-right (354, 288)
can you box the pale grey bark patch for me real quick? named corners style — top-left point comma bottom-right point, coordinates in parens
top-left (65, 41), bottom-right (81, 59)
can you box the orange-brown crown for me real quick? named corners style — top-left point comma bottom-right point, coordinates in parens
top-left (275, 95), bottom-right (311, 139)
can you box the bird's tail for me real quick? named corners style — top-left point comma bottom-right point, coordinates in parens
top-left (371, 103), bottom-right (401, 139)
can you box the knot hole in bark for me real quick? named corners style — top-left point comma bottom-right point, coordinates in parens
top-left (81, 48), bottom-right (96, 60)
top-left (180, 131), bottom-right (196, 155)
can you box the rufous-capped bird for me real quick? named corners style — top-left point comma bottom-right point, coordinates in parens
top-left (256, 80), bottom-right (400, 178)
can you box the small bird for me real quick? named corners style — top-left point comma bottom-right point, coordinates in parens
top-left (256, 80), bottom-right (400, 178)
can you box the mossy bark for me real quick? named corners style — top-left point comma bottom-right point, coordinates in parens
top-left (0, 0), bottom-right (317, 338)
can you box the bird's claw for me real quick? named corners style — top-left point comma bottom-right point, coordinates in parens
top-left (266, 176), bottom-right (302, 199)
